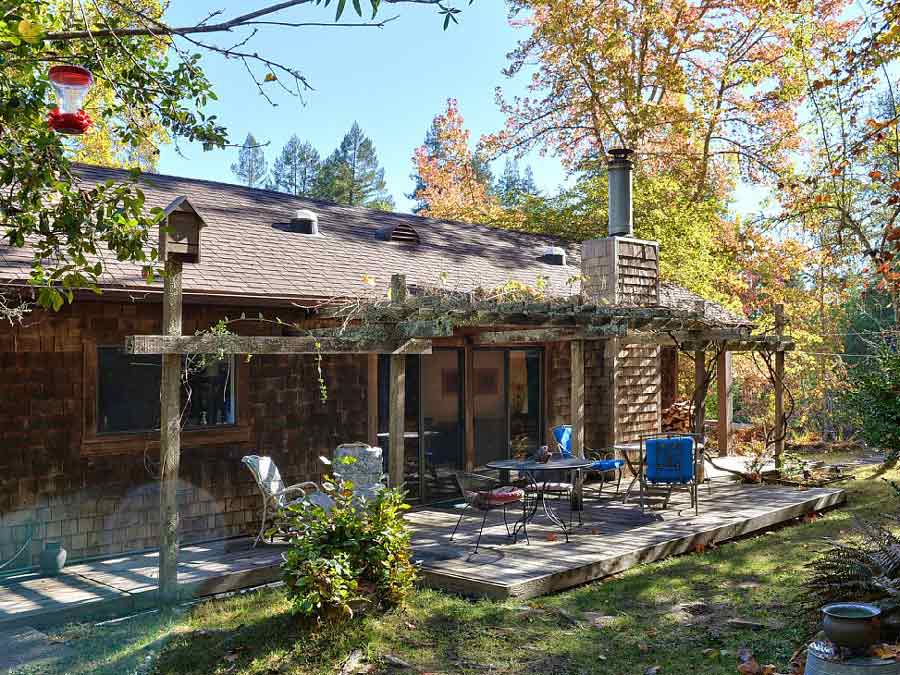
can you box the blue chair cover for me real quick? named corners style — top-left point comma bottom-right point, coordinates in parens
top-left (645, 436), bottom-right (695, 484)
top-left (552, 425), bottom-right (625, 471)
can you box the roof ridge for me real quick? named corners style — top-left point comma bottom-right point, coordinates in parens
top-left (72, 163), bottom-right (578, 248)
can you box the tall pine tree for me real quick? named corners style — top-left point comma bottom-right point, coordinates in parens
top-left (231, 133), bottom-right (268, 188)
top-left (495, 159), bottom-right (538, 208)
top-left (314, 123), bottom-right (393, 209)
top-left (268, 135), bottom-right (320, 196)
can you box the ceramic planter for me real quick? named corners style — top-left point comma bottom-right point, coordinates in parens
top-left (822, 603), bottom-right (881, 651)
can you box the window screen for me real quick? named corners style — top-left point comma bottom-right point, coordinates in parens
top-left (97, 347), bottom-right (235, 433)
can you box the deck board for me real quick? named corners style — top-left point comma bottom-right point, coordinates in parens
top-left (409, 481), bottom-right (846, 599)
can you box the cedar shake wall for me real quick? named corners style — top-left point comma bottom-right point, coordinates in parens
top-left (616, 343), bottom-right (661, 443)
top-left (545, 341), bottom-right (614, 449)
top-left (0, 301), bottom-right (367, 566)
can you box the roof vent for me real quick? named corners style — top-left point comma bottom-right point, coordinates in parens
top-left (289, 209), bottom-right (319, 235)
top-left (376, 223), bottom-right (420, 245)
top-left (541, 246), bottom-right (567, 266)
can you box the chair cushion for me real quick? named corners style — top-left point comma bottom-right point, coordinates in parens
top-left (646, 437), bottom-right (695, 484)
top-left (591, 459), bottom-right (625, 472)
top-left (475, 486), bottom-right (525, 506)
top-left (524, 482), bottom-right (572, 493)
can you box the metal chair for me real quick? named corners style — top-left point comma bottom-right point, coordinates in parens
top-left (637, 433), bottom-right (704, 516)
top-left (450, 472), bottom-right (527, 554)
top-left (241, 455), bottom-right (322, 547)
top-left (552, 424), bottom-right (626, 494)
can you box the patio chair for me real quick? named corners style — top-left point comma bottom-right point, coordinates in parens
top-left (552, 424), bottom-right (626, 495)
top-left (450, 472), bottom-right (527, 554)
top-left (241, 455), bottom-right (329, 547)
top-left (329, 443), bottom-right (387, 502)
top-left (637, 433), bottom-right (703, 516)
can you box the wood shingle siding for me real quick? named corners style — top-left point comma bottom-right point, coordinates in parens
top-left (0, 301), bottom-right (367, 566)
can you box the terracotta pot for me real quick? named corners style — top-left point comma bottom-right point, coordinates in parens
top-left (821, 603), bottom-right (881, 651)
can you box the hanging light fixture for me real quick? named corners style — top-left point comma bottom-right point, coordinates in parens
top-left (47, 65), bottom-right (94, 135)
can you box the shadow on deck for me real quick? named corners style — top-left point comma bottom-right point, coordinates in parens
top-left (408, 480), bottom-right (846, 599)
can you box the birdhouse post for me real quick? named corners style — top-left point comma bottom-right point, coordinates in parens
top-left (158, 197), bottom-right (204, 605)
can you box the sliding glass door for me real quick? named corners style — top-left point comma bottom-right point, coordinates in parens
top-left (379, 347), bottom-right (542, 503)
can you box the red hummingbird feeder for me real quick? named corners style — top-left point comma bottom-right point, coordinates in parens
top-left (47, 65), bottom-right (94, 135)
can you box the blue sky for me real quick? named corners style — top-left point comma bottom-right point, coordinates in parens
top-left (158, 1), bottom-right (566, 212)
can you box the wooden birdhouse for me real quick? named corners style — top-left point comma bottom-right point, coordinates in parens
top-left (159, 196), bottom-right (205, 264)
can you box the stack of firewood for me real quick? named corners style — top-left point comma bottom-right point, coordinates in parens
top-left (662, 399), bottom-right (692, 433)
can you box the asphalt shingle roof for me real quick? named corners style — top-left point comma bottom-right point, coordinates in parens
top-left (0, 165), bottom-right (748, 326)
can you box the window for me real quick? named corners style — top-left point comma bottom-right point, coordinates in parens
top-left (97, 347), bottom-right (235, 434)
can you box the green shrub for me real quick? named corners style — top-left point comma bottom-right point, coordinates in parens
top-left (279, 480), bottom-right (415, 622)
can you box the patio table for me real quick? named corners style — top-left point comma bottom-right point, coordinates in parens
top-left (486, 457), bottom-right (594, 543)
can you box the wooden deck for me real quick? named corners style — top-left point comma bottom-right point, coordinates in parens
top-left (0, 538), bottom-right (285, 629)
top-left (409, 480), bottom-right (846, 599)
top-left (0, 479), bottom-right (845, 628)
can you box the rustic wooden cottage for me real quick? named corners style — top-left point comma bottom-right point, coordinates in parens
top-left (0, 160), bottom-right (771, 568)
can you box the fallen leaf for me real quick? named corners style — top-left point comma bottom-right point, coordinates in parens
top-left (545, 533), bottom-right (558, 542)
top-left (702, 648), bottom-right (721, 659)
top-left (647, 628), bottom-right (658, 637)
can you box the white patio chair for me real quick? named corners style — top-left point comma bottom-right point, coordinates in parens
top-left (330, 443), bottom-right (387, 502)
top-left (241, 454), bottom-right (326, 547)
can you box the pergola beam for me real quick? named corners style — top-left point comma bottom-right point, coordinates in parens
top-left (125, 335), bottom-right (433, 355)
top-left (476, 324), bottom-right (625, 345)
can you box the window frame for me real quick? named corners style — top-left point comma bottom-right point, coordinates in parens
top-left (81, 339), bottom-right (251, 457)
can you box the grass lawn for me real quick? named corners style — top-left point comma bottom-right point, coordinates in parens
top-left (22, 458), bottom-right (897, 675)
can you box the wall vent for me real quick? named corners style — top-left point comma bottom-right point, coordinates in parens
top-left (376, 223), bottom-right (420, 245)
top-left (541, 245), bottom-right (567, 266)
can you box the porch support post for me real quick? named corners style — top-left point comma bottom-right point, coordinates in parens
top-left (159, 259), bottom-right (183, 605)
top-left (570, 340), bottom-right (585, 458)
top-left (693, 349), bottom-right (707, 438)
top-left (367, 353), bottom-right (378, 448)
top-left (388, 274), bottom-right (408, 488)
top-left (604, 339), bottom-right (619, 446)
top-left (716, 350), bottom-right (732, 457)
top-left (388, 355), bottom-right (406, 488)
top-left (774, 304), bottom-right (785, 469)
top-left (463, 340), bottom-right (475, 472)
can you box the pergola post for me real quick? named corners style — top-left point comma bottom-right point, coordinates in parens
top-left (693, 349), bottom-right (707, 438)
top-left (388, 354), bottom-right (406, 488)
top-left (367, 353), bottom-right (378, 448)
top-left (774, 304), bottom-right (785, 469)
top-left (463, 340), bottom-right (475, 472)
top-left (388, 274), bottom-right (407, 488)
top-left (716, 350), bottom-right (733, 457)
top-left (159, 258), bottom-right (183, 605)
top-left (570, 340), bottom-right (585, 458)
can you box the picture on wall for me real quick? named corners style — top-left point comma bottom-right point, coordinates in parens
top-left (474, 368), bottom-right (499, 396)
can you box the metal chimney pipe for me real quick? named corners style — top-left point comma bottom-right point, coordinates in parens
top-left (608, 147), bottom-right (634, 237)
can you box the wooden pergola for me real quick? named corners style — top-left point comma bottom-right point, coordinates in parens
top-left (131, 238), bottom-right (793, 603)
